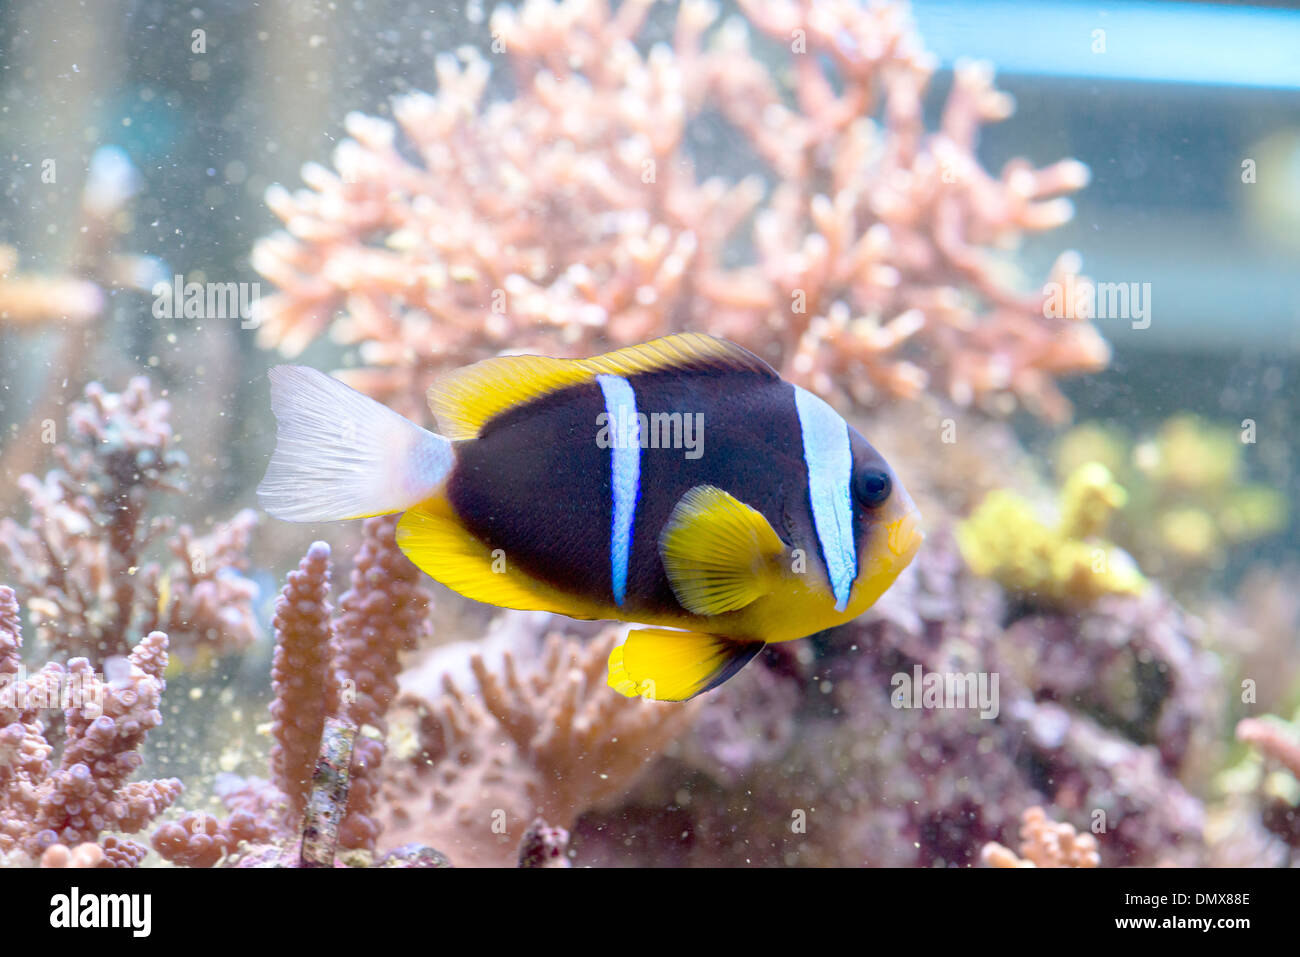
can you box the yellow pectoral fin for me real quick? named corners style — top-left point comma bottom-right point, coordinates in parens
top-left (607, 628), bottom-right (766, 701)
top-left (397, 499), bottom-right (600, 618)
top-left (658, 485), bottom-right (786, 616)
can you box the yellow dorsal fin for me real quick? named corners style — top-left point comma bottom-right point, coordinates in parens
top-left (607, 628), bottom-right (766, 701)
top-left (427, 333), bottom-right (776, 441)
top-left (658, 485), bottom-right (785, 616)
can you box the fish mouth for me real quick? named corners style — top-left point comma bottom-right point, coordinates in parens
top-left (885, 509), bottom-right (924, 562)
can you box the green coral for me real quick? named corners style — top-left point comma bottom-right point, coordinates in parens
top-left (1055, 415), bottom-right (1289, 583)
top-left (958, 462), bottom-right (1145, 608)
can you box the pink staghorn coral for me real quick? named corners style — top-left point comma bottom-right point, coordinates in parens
top-left (267, 540), bottom-right (334, 818)
top-left (329, 514), bottom-right (430, 849)
top-left (252, 0), bottom-right (1104, 421)
top-left (376, 629), bottom-right (699, 867)
top-left (0, 585), bottom-right (181, 865)
top-left (0, 377), bottom-right (261, 663)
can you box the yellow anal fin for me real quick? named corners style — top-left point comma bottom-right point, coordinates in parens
top-left (607, 628), bottom-right (766, 701)
top-left (396, 499), bottom-right (594, 618)
top-left (658, 485), bottom-right (785, 616)
top-left (427, 333), bottom-right (776, 441)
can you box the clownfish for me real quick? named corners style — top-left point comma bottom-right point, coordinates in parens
top-left (258, 333), bottom-right (922, 701)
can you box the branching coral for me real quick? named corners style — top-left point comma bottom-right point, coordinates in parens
top-left (253, 0), bottom-right (1104, 421)
top-left (328, 514), bottom-right (430, 849)
top-left (980, 806), bottom-right (1100, 868)
top-left (0, 377), bottom-right (260, 663)
top-left (0, 245), bottom-right (103, 327)
top-left (267, 541), bottom-right (334, 820)
top-left (375, 629), bottom-right (699, 867)
top-left (154, 518), bottom-right (431, 864)
top-left (0, 585), bottom-right (181, 866)
top-left (957, 462), bottom-right (1144, 608)
top-left (1237, 717), bottom-right (1300, 779)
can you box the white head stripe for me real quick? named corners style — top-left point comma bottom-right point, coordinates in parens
top-left (793, 386), bottom-right (856, 611)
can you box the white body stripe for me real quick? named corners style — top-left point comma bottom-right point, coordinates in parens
top-left (793, 386), bottom-right (857, 611)
top-left (597, 375), bottom-right (641, 606)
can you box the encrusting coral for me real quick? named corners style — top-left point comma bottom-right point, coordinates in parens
top-left (980, 806), bottom-right (1101, 868)
top-left (1054, 416), bottom-right (1289, 588)
top-left (957, 462), bottom-right (1144, 608)
top-left (0, 585), bottom-right (181, 866)
top-left (0, 377), bottom-right (261, 664)
top-left (252, 0), bottom-right (1105, 421)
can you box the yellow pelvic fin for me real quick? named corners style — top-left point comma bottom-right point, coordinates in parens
top-left (396, 499), bottom-right (597, 618)
top-left (607, 628), bottom-right (766, 701)
top-left (658, 485), bottom-right (785, 616)
top-left (427, 332), bottom-right (776, 441)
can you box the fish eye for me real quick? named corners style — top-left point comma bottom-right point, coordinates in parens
top-left (853, 468), bottom-right (891, 507)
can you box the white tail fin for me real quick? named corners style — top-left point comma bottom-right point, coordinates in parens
top-left (257, 365), bottom-right (454, 523)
